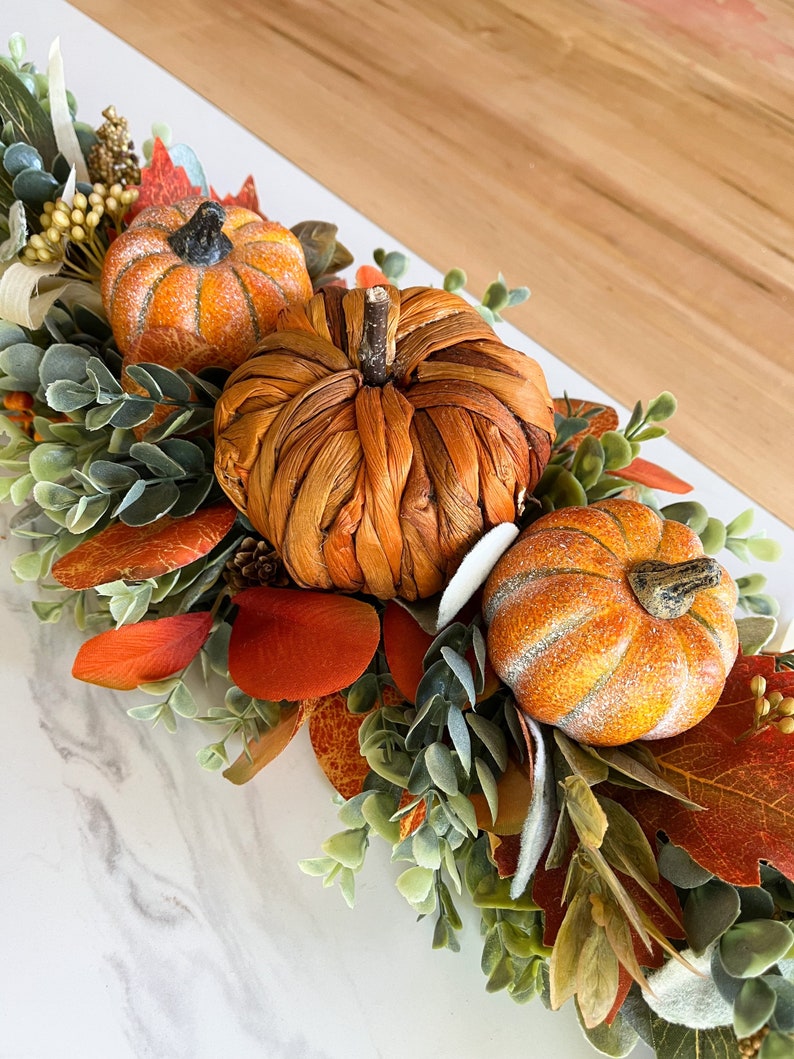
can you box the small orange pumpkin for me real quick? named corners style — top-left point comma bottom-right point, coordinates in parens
top-left (483, 498), bottom-right (738, 745)
top-left (101, 196), bottom-right (313, 365)
top-left (214, 284), bottom-right (555, 600)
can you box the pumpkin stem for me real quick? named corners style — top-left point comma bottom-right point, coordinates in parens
top-left (167, 200), bottom-right (233, 266)
top-left (628, 557), bottom-right (722, 620)
top-left (358, 285), bottom-right (391, 386)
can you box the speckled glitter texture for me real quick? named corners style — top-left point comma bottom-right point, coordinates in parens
top-left (482, 498), bottom-right (739, 746)
top-left (101, 196), bottom-right (312, 365)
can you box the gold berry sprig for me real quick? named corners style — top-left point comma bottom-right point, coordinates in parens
top-left (22, 183), bottom-right (140, 281)
top-left (737, 674), bottom-right (794, 741)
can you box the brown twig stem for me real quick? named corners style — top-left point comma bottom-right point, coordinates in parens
top-left (358, 285), bottom-right (390, 386)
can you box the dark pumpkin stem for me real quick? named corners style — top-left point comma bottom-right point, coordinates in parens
top-left (167, 200), bottom-right (233, 266)
top-left (628, 557), bottom-right (722, 620)
top-left (358, 285), bottom-right (391, 386)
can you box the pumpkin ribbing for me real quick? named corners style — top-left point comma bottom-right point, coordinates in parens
top-left (483, 499), bottom-right (738, 746)
top-left (213, 284), bottom-right (555, 600)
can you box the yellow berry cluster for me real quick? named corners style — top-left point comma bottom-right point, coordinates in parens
top-left (22, 183), bottom-right (140, 279)
top-left (750, 674), bottom-right (794, 735)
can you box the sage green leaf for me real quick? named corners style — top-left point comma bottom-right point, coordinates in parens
top-left (168, 681), bottom-right (197, 719)
top-left (446, 704), bottom-right (472, 775)
top-left (139, 407), bottom-right (194, 441)
top-left (662, 501), bottom-right (709, 534)
top-left (109, 582), bottom-right (153, 628)
top-left (65, 493), bottom-right (109, 534)
top-left (443, 267), bottom-right (466, 292)
top-left (365, 747), bottom-right (411, 786)
top-left (45, 379), bottom-right (95, 413)
top-left (85, 357), bottom-right (122, 395)
top-left (0, 64), bottom-right (57, 165)
top-left (766, 975), bottom-right (794, 1032)
top-left (0, 341), bottom-right (42, 389)
top-left (759, 1031), bottom-right (794, 1058)
top-left (127, 702), bottom-right (166, 721)
top-left (119, 479), bottom-right (180, 526)
top-left (32, 480), bottom-right (77, 510)
top-left (737, 886), bottom-right (775, 922)
top-left (645, 391), bottom-right (678, 422)
top-left (412, 822), bottom-right (441, 870)
top-left (601, 430), bottom-right (634, 471)
top-left (167, 476), bottom-right (213, 519)
top-left (474, 756), bottom-right (498, 826)
top-left (321, 828), bottom-right (367, 871)
top-left (726, 508), bottom-right (756, 537)
top-left (88, 460), bottom-right (139, 492)
top-left (746, 536), bottom-right (784, 563)
top-left (485, 952), bottom-right (514, 993)
top-left (658, 842), bottom-right (713, 889)
top-left (298, 856), bottom-right (336, 877)
top-left (446, 791), bottom-right (478, 836)
top-left (9, 471), bottom-right (34, 504)
top-left (395, 865), bottom-right (434, 905)
top-left (646, 943), bottom-right (733, 1029)
top-left (564, 774), bottom-right (608, 849)
top-left (684, 880), bottom-right (741, 955)
top-left (440, 646), bottom-right (476, 706)
top-left (650, 1019), bottom-right (742, 1059)
top-left (158, 438), bottom-right (207, 476)
top-left (31, 599), bottom-right (66, 623)
top-left (28, 442), bottom-right (75, 483)
top-left (577, 1007), bottom-right (639, 1058)
top-left (359, 793), bottom-right (400, 845)
top-left (720, 920), bottom-right (794, 978)
top-left (425, 741), bottom-right (458, 795)
top-left (699, 517), bottom-right (727, 555)
top-left (11, 547), bottom-right (43, 581)
top-left (571, 433), bottom-right (605, 491)
top-left (736, 615), bottom-right (778, 655)
top-left (595, 745), bottom-right (703, 809)
top-left (137, 362), bottom-right (192, 402)
top-left (467, 712), bottom-right (508, 771)
top-left (631, 424), bottom-right (668, 442)
top-left (733, 977), bottom-right (777, 1038)
top-left (106, 399), bottom-right (156, 431)
top-left (129, 440), bottom-right (185, 477)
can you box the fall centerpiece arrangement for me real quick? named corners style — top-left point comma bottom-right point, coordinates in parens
top-left (2, 35), bottom-right (794, 1059)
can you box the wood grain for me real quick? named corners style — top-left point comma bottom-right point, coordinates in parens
top-left (69, 0), bottom-right (794, 526)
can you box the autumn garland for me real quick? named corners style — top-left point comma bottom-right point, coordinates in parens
top-left (1, 34), bottom-right (793, 1059)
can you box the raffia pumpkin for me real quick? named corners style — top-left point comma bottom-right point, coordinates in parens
top-left (214, 285), bottom-right (555, 600)
top-left (101, 196), bottom-right (312, 365)
top-left (483, 498), bottom-right (738, 745)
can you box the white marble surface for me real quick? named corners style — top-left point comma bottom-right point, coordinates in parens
top-left (1, 4), bottom-right (792, 1057)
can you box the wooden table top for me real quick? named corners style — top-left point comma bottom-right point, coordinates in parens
top-left (70, 0), bottom-right (794, 527)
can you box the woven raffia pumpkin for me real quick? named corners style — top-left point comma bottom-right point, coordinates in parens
top-left (214, 285), bottom-right (555, 600)
top-left (483, 498), bottom-right (738, 745)
top-left (101, 196), bottom-right (312, 365)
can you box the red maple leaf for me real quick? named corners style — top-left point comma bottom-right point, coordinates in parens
top-left (209, 175), bottom-right (264, 216)
top-left (127, 138), bottom-right (202, 218)
top-left (618, 654), bottom-right (794, 886)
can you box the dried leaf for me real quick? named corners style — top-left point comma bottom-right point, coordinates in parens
top-left (52, 503), bottom-right (237, 589)
top-left (72, 611), bottom-right (212, 689)
top-left (223, 700), bottom-right (317, 785)
top-left (435, 521), bottom-right (519, 631)
top-left (510, 714), bottom-right (556, 898)
top-left (47, 38), bottom-right (89, 182)
top-left (228, 588), bottom-right (380, 701)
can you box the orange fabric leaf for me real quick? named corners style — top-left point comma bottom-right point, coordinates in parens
top-left (127, 138), bottom-right (201, 218)
top-left (605, 966), bottom-right (633, 1026)
top-left (398, 790), bottom-right (428, 839)
top-left (227, 587), bottom-right (381, 701)
top-left (382, 601), bottom-right (434, 702)
top-left (72, 611), bottom-right (212, 689)
top-left (308, 691), bottom-right (372, 799)
top-left (620, 667), bottom-right (794, 886)
top-left (610, 457), bottom-right (692, 494)
top-left (471, 756), bottom-right (535, 836)
top-left (223, 697), bottom-right (325, 785)
top-left (52, 503), bottom-right (238, 590)
top-left (487, 832), bottom-right (522, 878)
top-left (356, 264), bottom-right (390, 288)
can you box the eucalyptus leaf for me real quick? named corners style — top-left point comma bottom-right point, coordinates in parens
top-left (719, 920), bottom-right (794, 978)
top-left (321, 828), bottom-right (367, 871)
top-left (129, 440), bottom-right (185, 477)
top-left (28, 442), bottom-right (75, 483)
top-left (118, 479), bottom-right (180, 525)
top-left (0, 341), bottom-right (42, 388)
top-left (467, 712), bottom-right (508, 771)
top-left (733, 977), bottom-right (777, 1038)
top-left (424, 741), bottom-right (459, 796)
top-left (395, 864), bottom-right (434, 905)
top-left (658, 841), bottom-right (714, 889)
top-left (684, 880), bottom-right (741, 956)
top-left (440, 646), bottom-right (476, 707)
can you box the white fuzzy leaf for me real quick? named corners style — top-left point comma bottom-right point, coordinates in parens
top-left (510, 714), bottom-right (556, 900)
top-left (645, 943), bottom-right (733, 1029)
top-left (47, 38), bottom-right (89, 182)
top-left (436, 521), bottom-right (519, 631)
top-left (0, 202), bottom-right (27, 266)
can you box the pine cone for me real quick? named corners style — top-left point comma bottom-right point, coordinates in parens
top-left (88, 105), bottom-right (141, 186)
top-left (224, 537), bottom-right (289, 592)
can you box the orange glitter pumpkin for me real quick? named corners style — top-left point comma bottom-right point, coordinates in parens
top-left (101, 196), bottom-right (312, 365)
top-left (214, 285), bottom-right (555, 601)
top-left (483, 498), bottom-right (738, 745)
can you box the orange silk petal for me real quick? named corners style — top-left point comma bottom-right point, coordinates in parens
top-left (52, 503), bottom-right (238, 589)
top-left (470, 756), bottom-right (534, 836)
top-left (308, 692), bottom-right (373, 798)
top-left (72, 611), bottom-right (213, 689)
top-left (382, 601), bottom-right (434, 702)
top-left (223, 697), bottom-right (323, 785)
top-left (227, 587), bottom-right (381, 701)
top-left (611, 457), bottom-right (693, 494)
top-left (355, 264), bottom-right (390, 288)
